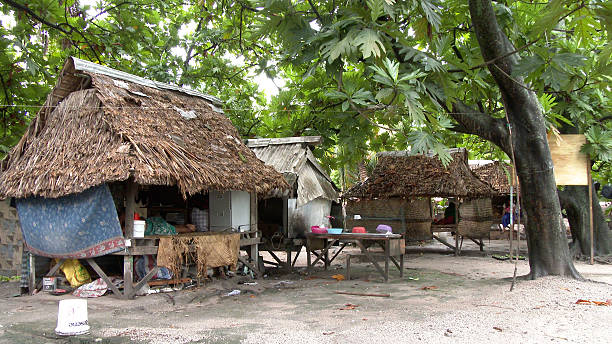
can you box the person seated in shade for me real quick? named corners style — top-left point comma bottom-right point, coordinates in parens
top-left (433, 202), bottom-right (456, 225)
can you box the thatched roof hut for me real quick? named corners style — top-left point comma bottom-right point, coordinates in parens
top-left (0, 57), bottom-right (287, 199)
top-left (471, 161), bottom-right (516, 195)
top-left (344, 148), bottom-right (495, 200)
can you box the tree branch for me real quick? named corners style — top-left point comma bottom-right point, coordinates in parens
top-left (4, 0), bottom-right (70, 34)
top-left (449, 101), bottom-right (510, 154)
top-left (4, 0), bottom-right (102, 63)
top-left (307, 0), bottom-right (323, 23)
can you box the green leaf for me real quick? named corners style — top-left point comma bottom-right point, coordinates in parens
top-left (354, 28), bottom-right (385, 59)
top-left (367, 0), bottom-right (384, 21)
top-left (530, 0), bottom-right (566, 39)
top-left (420, 0), bottom-right (441, 30)
top-left (376, 88), bottom-right (395, 102)
top-left (551, 53), bottom-right (587, 69)
top-left (512, 55), bottom-right (545, 77)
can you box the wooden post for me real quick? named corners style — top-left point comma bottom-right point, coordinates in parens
top-left (249, 192), bottom-right (259, 271)
top-left (588, 161), bottom-right (594, 265)
top-left (28, 252), bottom-right (35, 295)
top-left (123, 180), bottom-right (137, 299)
top-left (282, 197), bottom-right (288, 237)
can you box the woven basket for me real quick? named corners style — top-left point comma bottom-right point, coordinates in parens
top-left (457, 198), bottom-right (494, 238)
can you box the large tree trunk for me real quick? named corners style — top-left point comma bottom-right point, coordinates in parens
top-left (559, 186), bottom-right (612, 256)
top-left (467, 0), bottom-right (580, 278)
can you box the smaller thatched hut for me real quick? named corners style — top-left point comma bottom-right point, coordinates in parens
top-left (471, 161), bottom-right (518, 220)
top-left (344, 148), bottom-right (496, 242)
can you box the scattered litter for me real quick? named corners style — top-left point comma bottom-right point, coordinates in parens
top-left (335, 291), bottom-right (390, 297)
top-left (493, 326), bottom-right (503, 332)
top-left (323, 332), bottom-right (335, 335)
top-left (492, 254), bottom-right (526, 261)
top-left (272, 280), bottom-right (294, 287)
top-left (331, 274), bottom-right (345, 281)
top-left (73, 278), bottom-right (109, 298)
top-left (339, 303), bottom-right (359, 310)
top-left (242, 282), bottom-right (258, 286)
top-left (51, 289), bottom-right (70, 296)
top-left (575, 299), bottom-right (611, 306)
top-left (421, 286), bottom-right (438, 290)
top-left (226, 290), bottom-right (241, 297)
top-left (407, 276), bottom-right (420, 281)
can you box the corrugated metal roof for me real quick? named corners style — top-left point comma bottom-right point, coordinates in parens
top-left (71, 57), bottom-right (223, 106)
top-left (249, 139), bottom-right (339, 205)
top-left (246, 136), bottom-right (322, 147)
top-left (251, 143), bottom-right (305, 174)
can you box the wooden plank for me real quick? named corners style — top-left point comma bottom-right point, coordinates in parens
top-left (328, 243), bottom-right (347, 263)
top-left (123, 256), bottom-right (133, 299)
top-left (249, 192), bottom-right (259, 272)
top-left (548, 134), bottom-right (588, 185)
top-left (267, 250), bottom-right (287, 268)
top-left (355, 241), bottom-right (386, 281)
top-left (237, 255), bottom-right (260, 278)
top-left (432, 234), bottom-right (456, 250)
top-left (47, 259), bottom-right (65, 277)
top-left (239, 238), bottom-right (261, 246)
top-left (129, 266), bottom-right (159, 298)
top-left (124, 180), bottom-right (137, 238)
top-left (86, 258), bottom-right (123, 297)
top-left (123, 180), bottom-right (137, 299)
top-left (147, 277), bottom-right (191, 287)
top-left (28, 252), bottom-right (35, 295)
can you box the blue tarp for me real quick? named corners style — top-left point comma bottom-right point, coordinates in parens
top-left (16, 184), bottom-right (125, 258)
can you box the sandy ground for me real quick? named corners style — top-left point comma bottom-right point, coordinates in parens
top-left (0, 236), bottom-right (611, 344)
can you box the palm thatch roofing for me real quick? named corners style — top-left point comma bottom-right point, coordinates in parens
top-left (343, 148), bottom-right (495, 200)
top-left (246, 136), bottom-right (339, 206)
top-left (471, 161), bottom-right (516, 195)
top-left (0, 57), bottom-right (287, 199)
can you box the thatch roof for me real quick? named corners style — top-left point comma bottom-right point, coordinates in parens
top-left (471, 161), bottom-right (516, 195)
top-left (246, 136), bottom-right (339, 206)
top-left (0, 57), bottom-right (288, 199)
top-left (343, 148), bottom-right (495, 200)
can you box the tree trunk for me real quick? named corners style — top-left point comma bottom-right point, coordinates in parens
top-left (468, 0), bottom-right (580, 278)
top-left (559, 186), bottom-right (612, 256)
top-left (512, 127), bottom-right (580, 278)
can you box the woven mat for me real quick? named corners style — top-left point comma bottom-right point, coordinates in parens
top-left (156, 234), bottom-right (239, 278)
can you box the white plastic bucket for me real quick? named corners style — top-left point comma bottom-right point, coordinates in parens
top-left (55, 299), bottom-right (90, 336)
top-left (133, 220), bottom-right (146, 238)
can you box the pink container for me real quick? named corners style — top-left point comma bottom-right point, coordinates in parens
top-left (352, 226), bottom-right (366, 233)
top-left (311, 226), bottom-right (327, 234)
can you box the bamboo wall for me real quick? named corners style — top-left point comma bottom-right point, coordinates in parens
top-left (0, 199), bottom-right (22, 275)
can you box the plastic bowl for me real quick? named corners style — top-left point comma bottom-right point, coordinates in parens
top-left (327, 228), bottom-right (343, 234)
top-left (311, 227), bottom-right (327, 234)
top-left (376, 224), bottom-right (392, 233)
top-left (352, 226), bottom-right (366, 233)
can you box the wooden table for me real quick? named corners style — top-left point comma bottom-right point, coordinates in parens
top-left (305, 232), bottom-right (404, 282)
